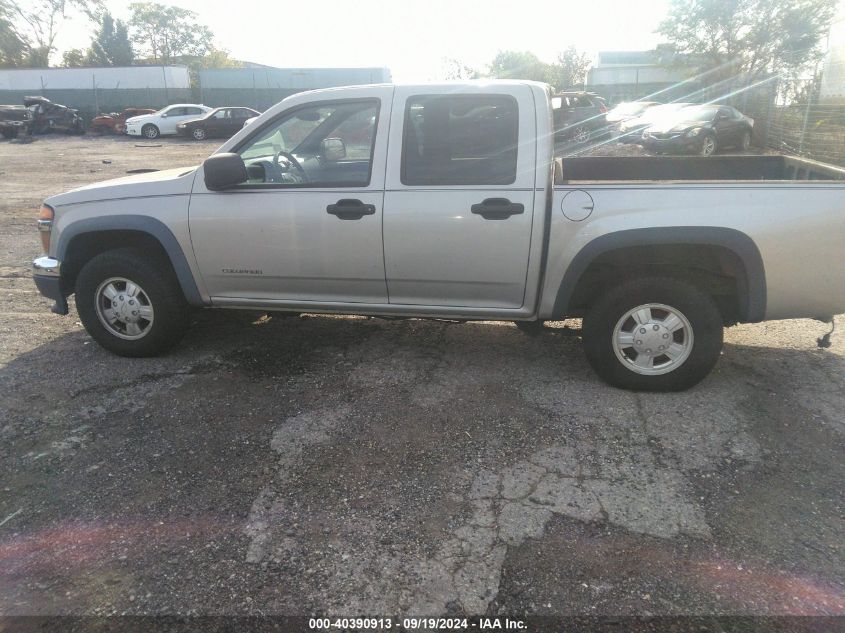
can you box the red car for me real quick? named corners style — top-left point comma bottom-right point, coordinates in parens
top-left (90, 108), bottom-right (156, 134)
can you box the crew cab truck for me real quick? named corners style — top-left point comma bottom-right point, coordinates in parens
top-left (32, 81), bottom-right (845, 391)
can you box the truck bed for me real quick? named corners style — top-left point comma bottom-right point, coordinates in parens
top-left (555, 155), bottom-right (845, 183)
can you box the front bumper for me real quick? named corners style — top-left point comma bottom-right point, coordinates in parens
top-left (124, 124), bottom-right (141, 136)
top-left (32, 256), bottom-right (68, 315)
top-left (642, 134), bottom-right (703, 153)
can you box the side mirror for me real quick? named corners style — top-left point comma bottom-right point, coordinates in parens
top-left (321, 137), bottom-right (346, 161)
top-left (203, 153), bottom-right (248, 190)
top-left (160, 113), bottom-right (168, 118)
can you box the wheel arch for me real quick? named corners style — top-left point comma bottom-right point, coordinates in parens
top-left (551, 227), bottom-right (766, 323)
top-left (57, 215), bottom-right (204, 306)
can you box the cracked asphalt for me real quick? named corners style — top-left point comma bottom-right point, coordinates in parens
top-left (1, 136), bottom-right (844, 618)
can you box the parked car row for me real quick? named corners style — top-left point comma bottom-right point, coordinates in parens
top-left (0, 97), bottom-right (262, 142)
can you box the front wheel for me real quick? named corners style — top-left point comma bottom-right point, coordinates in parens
top-left (582, 277), bottom-right (723, 391)
top-left (142, 124), bottom-right (160, 139)
top-left (700, 133), bottom-right (717, 156)
top-left (572, 125), bottom-right (590, 144)
top-left (191, 127), bottom-right (207, 140)
top-left (75, 248), bottom-right (190, 357)
top-left (740, 130), bottom-right (751, 151)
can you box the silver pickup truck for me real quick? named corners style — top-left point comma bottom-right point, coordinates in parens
top-left (32, 80), bottom-right (845, 391)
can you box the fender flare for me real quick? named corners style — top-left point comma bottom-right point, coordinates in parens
top-left (56, 215), bottom-right (204, 306)
top-left (552, 226), bottom-right (766, 322)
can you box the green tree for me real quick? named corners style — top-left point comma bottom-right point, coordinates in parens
top-left (129, 2), bottom-right (213, 64)
top-left (6, 0), bottom-right (103, 66)
top-left (546, 46), bottom-right (591, 90)
top-left (488, 50), bottom-right (549, 82)
top-left (61, 47), bottom-right (86, 67)
top-left (486, 48), bottom-right (592, 91)
top-left (657, 0), bottom-right (837, 83)
top-left (442, 57), bottom-right (481, 80)
top-left (0, 0), bottom-right (29, 67)
top-left (87, 11), bottom-right (133, 66)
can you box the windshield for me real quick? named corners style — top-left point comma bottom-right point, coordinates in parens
top-left (612, 102), bottom-right (653, 115)
top-left (676, 105), bottom-right (719, 122)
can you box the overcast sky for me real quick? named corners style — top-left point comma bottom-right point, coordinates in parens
top-left (52, 0), bottom-right (672, 80)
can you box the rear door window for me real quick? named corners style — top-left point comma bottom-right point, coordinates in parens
top-left (400, 94), bottom-right (518, 186)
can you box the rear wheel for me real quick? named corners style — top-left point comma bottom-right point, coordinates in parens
top-left (75, 248), bottom-right (190, 357)
top-left (142, 124), bottom-right (160, 139)
top-left (582, 277), bottom-right (723, 391)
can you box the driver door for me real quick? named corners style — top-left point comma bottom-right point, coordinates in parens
top-left (188, 88), bottom-right (392, 305)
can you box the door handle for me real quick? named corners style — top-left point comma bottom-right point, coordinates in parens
top-left (471, 198), bottom-right (525, 220)
top-left (326, 199), bottom-right (376, 220)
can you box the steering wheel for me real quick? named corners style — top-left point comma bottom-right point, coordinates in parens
top-left (273, 150), bottom-right (307, 180)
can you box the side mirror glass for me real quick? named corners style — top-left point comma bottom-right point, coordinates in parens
top-left (321, 137), bottom-right (347, 161)
top-left (203, 153), bottom-right (248, 190)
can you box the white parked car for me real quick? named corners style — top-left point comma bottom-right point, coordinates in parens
top-left (124, 104), bottom-right (212, 139)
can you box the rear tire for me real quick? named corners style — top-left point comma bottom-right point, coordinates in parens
top-left (75, 248), bottom-right (190, 357)
top-left (582, 277), bottom-right (723, 391)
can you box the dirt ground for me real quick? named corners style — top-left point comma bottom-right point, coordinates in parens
top-left (0, 135), bottom-right (843, 622)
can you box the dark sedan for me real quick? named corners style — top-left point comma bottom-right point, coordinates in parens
top-left (641, 104), bottom-right (754, 156)
top-left (176, 107), bottom-right (260, 140)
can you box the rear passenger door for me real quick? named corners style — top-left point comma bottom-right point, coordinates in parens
top-left (382, 85), bottom-right (536, 309)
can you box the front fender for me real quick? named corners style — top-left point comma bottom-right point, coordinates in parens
top-left (56, 215), bottom-right (204, 306)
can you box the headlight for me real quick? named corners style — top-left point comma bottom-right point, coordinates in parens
top-left (38, 204), bottom-right (54, 253)
top-left (686, 128), bottom-right (703, 137)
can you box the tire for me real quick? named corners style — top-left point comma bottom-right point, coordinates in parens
top-left (740, 130), bottom-right (751, 151)
top-left (75, 248), bottom-right (190, 357)
top-left (142, 124), bottom-right (160, 139)
top-left (515, 320), bottom-right (545, 335)
top-left (191, 127), bottom-right (207, 141)
top-left (572, 125), bottom-right (590, 144)
top-left (582, 277), bottom-right (723, 391)
top-left (700, 133), bottom-right (717, 156)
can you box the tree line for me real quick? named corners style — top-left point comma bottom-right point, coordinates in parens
top-left (0, 0), bottom-right (839, 97)
top-left (0, 0), bottom-right (240, 69)
top-left (446, 0), bottom-right (837, 93)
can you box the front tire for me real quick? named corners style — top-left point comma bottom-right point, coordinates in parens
top-left (740, 130), bottom-right (751, 151)
top-left (75, 248), bottom-right (190, 357)
top-left (700, 133), bottom-right (717, 156)
top-left (582, 277), bottom-right (723, 391)
top-left (514, 320), bottom-right (545, 335)
top-left (142, 124), bottom-right (160, 139)
top-left (191, 127), bottom-right (207, 140)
